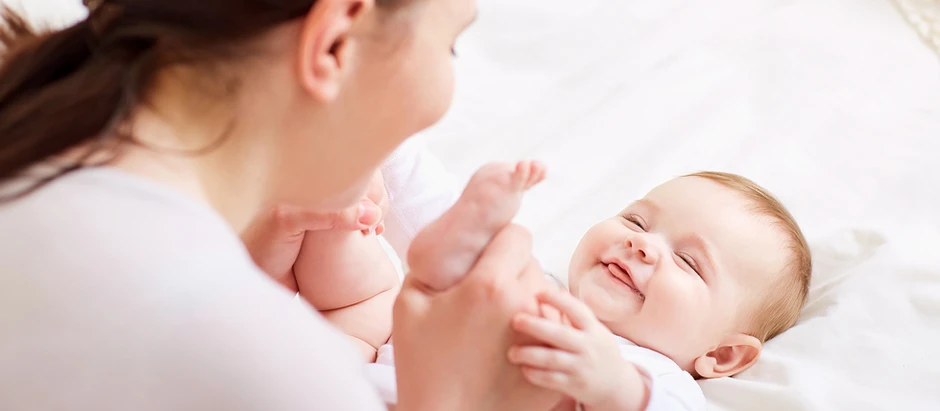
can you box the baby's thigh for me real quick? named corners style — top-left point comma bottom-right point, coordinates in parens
top-left (321, 286), bottom-right (398, 351)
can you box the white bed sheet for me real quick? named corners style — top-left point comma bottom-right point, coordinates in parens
top-left (12, 0), bottom-right (940, 409)
top-left (420, 0), bottom-right (940, 410)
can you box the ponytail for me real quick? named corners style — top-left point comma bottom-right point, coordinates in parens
top-left (0, 6), bottom-right (154, 201)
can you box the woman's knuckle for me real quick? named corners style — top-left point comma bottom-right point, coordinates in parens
top-left (473, 274), bottom-right (503, 300)
top-left (270, 204), bottom-right (292, 224)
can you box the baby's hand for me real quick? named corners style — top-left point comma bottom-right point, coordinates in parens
top-left (509, 289), bottom-right (641, 410)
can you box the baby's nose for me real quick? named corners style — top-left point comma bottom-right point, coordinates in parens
top-left (625, 237), bottom-right (658, 264)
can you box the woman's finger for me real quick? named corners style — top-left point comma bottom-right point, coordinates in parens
top-left (536, 289), bottom-right (598, 330)
top-left (271, 201), bottom-right (379, 233)
top-left (520, 367), bottom-right (571, 394)
top-left (512, 313), bottom-right (584, 352)
top-left (508, 346), bottom-right (577, 372)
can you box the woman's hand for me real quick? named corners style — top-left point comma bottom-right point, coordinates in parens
top-left (241, 171), bottom-right (388, 292)
top-left (392, 224), bottom-right (565, 411)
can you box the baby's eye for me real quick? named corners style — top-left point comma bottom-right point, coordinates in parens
top-left (623, 215), bottom-right (647, 231)
top-left (676, 252), bottom-right (701, 277)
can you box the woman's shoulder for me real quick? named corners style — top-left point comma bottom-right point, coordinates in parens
top-left (0, 167), bottom-right (248, 274)
top-left (0, 166), bottom-right (299, 323)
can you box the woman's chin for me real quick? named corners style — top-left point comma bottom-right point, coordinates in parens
top-left (322, 187), bottom-right (367, 209)
top-left (288, 173), bottom-right (372, 211)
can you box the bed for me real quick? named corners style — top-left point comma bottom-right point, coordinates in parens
top-left (15, 0), bottom-right (940, 409)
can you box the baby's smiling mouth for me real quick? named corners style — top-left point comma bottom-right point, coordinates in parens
top-left (603, 260), bottom-right (645, 299)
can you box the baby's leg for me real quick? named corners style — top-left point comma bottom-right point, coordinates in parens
top-left (407, 161), bottom-right (546, 291)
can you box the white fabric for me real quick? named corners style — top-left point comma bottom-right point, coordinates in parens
top-left (0, 169), bottom-right (387, 411)
top-left (612, 336), bottom-right (705, 411)
top-left (365, 343), bottom-right (399, 405)
top-left (380, 136), bottom-right (461, 267)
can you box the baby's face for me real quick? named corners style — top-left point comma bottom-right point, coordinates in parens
top-left (568, 176), bottom-right (789, 370)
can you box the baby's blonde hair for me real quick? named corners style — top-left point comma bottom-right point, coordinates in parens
top-left (684, 171), bottom-right (812, 342)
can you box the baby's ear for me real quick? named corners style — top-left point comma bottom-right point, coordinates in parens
top-left (693, 334), bottom-right (761, 378)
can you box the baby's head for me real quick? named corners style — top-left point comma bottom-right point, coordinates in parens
top-left (567, 172), bottom-right (811, 379)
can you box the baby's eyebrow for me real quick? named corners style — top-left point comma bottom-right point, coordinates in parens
top-left (631, 199), bottom-right (660, 214)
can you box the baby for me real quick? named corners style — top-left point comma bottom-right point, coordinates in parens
top-left (506, 169), bottom-right (812, 410)
top-left (295, 161), bottom-right (812, 411)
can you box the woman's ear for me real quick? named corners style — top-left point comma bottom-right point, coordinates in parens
top-left (296, 0), bottom-right (374, 102)
top-left (693, 334), bottom-right (762, 378)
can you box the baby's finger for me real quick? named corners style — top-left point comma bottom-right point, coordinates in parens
top-left (536, 289), bottom-right (598, 330)
top-left (508, 346), bottom-right (577, 373)
top-left (520, 367), bottom-right (572, 394)
top-left (539, 302), bottom-right (564, 324)
top-left (512, 313), bottom-right (584, 352)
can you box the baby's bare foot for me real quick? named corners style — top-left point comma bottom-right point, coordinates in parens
top-left (408, 160), bottom-right (546, 291)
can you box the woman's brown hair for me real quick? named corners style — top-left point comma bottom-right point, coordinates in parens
top-left (0, 0), bottom-right (397, 200)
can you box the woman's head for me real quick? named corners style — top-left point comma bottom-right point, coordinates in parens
top-left (0, 0), bottom-right (475, 220)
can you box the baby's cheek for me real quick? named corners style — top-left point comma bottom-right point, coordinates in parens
top-left (653, 284), bottom-right (706, 330)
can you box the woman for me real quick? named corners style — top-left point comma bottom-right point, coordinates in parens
top-left (0, 0), bottom-right (560, 410)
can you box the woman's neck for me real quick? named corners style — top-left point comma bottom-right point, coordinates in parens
top-left (110, 72), bottom-right (274, 233)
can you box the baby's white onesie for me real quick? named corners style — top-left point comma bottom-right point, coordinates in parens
top-left (609, 336), bottom-right (706, 410)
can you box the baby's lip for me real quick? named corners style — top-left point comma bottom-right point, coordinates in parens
top-left (603, 258), bottom-right (644, 298)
